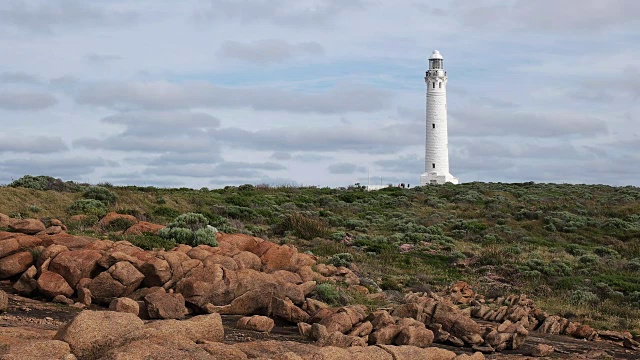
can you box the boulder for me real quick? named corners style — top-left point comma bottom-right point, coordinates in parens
top-left (144, 313), bottom-right (224, 343)
top-left (449, 281), bottom-right (475, 304)
top-left (0, 213), bottom-right (13, 228)
top-left (261, 244), bottom-right (314, 272)
top-left (0, 340), bottom-right (73, 360)
top-left (0, 251), bottom-right (33, 279)
top-left (97, 251), bottom-right (143, 269)
top-left (53, 294), bottom-right (74, 305)
top-left (124, 221), bottom-right (164, 235)
top-left (270, 297), bottom-right (309, 323)
top-left (37, 244), bottom-right (69, 269)
top-left (369, 325), bottom-right (401, 345)
top-left (8, 218), bottom-right (45, 235)
top-left (78, 287), bottom-right (92, 307)
top-left (302, 298), bottom-right (329, 316)
top-left (140, 257), bottom-right (172, 287)
top-left (144, 291), bottom-right (188, 319)
top-left (349, 321), bottom-right (374, 337)
top-left (12, 265), bottom-right (38, 295)
top-left (87, 261), bottom-right (144, 304)
top-left (54, 310), bottom-right (144, 360)
top-left (109, 297), bottom-right (140, 315)
top-left (531, 344), bottom-right (554, 357)
top-left (237, 315), bottom-right (275, 333)
top-left (99, 212), bottom-right (138, 228)
top-left (49, 250), bottom-right (102, 288)
top-left (37, 271), bottom-right (74, 298)
top-left (233, 251), bottom-right (262, 270)
top-left (0, 238), bottom-right (20, 259)
top-left (395, 326), bottom-right (434, 347)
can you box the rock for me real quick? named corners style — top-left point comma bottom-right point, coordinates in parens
top-left (97, 251), bottom-right (143, 269)
top-left (368, 310), bottom-right (395, 330)
top-left (8, 218), bottom-right (45, 235)
top-left (0, 290), bottom-right (7, 312)
top-left (261, 244), bottom-right (314, 272)
top-left (140, 257), bottom-right (172, 287)
top-left (200, 343), bottom-right (248, 359)
top-left (233, 251), bottom-right (262, 270)
top-left (12, 265), bottom-right (38, 295)
top-left (531, 343), bottom-right (554, 357)
top-left (87, 261), bottom-right (144, 304)
top-left (377, 345), bottom-right (465, 359)
top-left (144, 313), bottom-right (224, 343)
top-left (37, 271), bottom-right (74, 298)
top-left (623, 337), bottom-right (640, 350)
top-left (0, 238), bottom-right (20, 259)
top-left (95, 330), bottom-right (211, 360)
top-left (203, 254), bottom-right (238, 270)
top-left (99, 212), bottom-right (138, 228)
top-left (391, 303), bottom-right (425, 321)
top-left (348, 321), bottom-right (374, 337)
top-left (301, 298), bottom-right (327, 316)
top-left (369, 325), bottom-right (401, 345)
top-left (298, 322), bottom-right (313, 338)
top-left (237, 315), bottom-right (275, 333)
top-left (77, 287), bottom-right (92, 307)
top-left (270, 296), bottom-right (309, 323)
top-left (144, 291), bottom-right (188, 319)
top-left (124, 221), bottom-right (164, 235)
top-left (598, 330), bottom-right (628, 341)
top-left (54, 310), bottom-right (144, 360)
top-left (395, 326), bottom-right (434, 347)
top-left (472, 345), bottom-right (495, 354)
top-left (109, 297), bottom-right (140, 315)
top-left (0, 251), bottom-right (33, 279)
top-left (53, 295), bottom-right (75, 305)
top-left (431, 302), bottom-right (483, 345)
top-left (49, 250), bottom-right (102, 288)
top-left (319, 311), bottom-right (356, 334)
top-left (0, 340), bottom-right (73, 360)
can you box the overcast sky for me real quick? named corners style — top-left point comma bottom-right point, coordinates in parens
top-left (1, 0), bottom-right (639, 188)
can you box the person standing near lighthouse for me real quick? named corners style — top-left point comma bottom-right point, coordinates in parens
top-left (420, 50), bottom-right (459, 185)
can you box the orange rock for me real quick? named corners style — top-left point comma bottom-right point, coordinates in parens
top-left (99, 212), bottom-right (138, 228)
top-left (9, 219), bottom-right (46, 235)
top-left (123, 221), bottom-right (165, 235)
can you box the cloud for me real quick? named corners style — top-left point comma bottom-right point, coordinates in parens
top-left (73, 111), bottom-right (222, 153)
top-left (219, 39), bottom-right (324, 64)
top-left (450, 108), bottom-right (607, 138)
top-left (454, 0), bottom-right (640, 33)
top-left (328, 162), bottom-right (367, 174)
top-left (270, 152), bottom-right (292, 160)
top-left (0, 71), bottom-right (40, 84)
top-left (374, 154), bottom-right (423, 174)
top-left (146, 161), bottom-right (286, 178)
top-left (0, 156), bottom-right (113, 182)
top-left (0, 91), bottom-right (57, 110)
top-left (85, 53), bottom-right (122, 65)
top-left (0, 136), bottom-right (68, 154)
top-left (215, 122), bottom-right (422, 153)
top-left (196, 0), bottom-right (364, 27)
top-left (74, 81), bottom-right (392, 114)
top-left (0, 0), bottom-right (139, 33)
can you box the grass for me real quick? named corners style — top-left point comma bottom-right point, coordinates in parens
top-left (2, 179), bottom-right (640, 332)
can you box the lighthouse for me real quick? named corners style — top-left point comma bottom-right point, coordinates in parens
top-left (420, 50), bottom-right (459, 185)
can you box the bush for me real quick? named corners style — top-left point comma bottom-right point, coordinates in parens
top-left (83, 186), bottom-right (118, 205)
top-left (275, 213), bottom-right (329, 240)
top-left (570, 289), bottom-right (599, 306)
top-left (157, 213), bottom-right (219, 247)
top-left (67, 199), bottom-right (107, 217)
top-left (105, 217), bottom-right (137, 232)
top-left (315, 283), bottom-right (341, 305)
top-left (9, 175), bottom-right (84, 192)
top-left (326, 253), bottom-right (354, 267)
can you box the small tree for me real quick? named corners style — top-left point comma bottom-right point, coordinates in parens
top-left (158, 212), bottom-right (219, 247)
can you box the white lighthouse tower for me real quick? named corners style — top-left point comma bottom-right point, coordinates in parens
top-left (420, 50), bottom-right (459, 185)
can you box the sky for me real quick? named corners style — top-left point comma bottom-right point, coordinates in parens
top-left (0, 0), bottom-right (639, 188)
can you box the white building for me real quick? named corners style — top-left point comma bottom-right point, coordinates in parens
top-left (420, 50), bottom-right (459, 185)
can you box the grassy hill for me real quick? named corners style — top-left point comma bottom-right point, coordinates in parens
top-left (2, 176), bottom-right (640, 332)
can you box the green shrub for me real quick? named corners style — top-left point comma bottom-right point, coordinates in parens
top-left (168, 213), bottom-right (209, 232)
top-left (570, 289), bottom-right (599, 306)
top-left (594, 246), bottom-right (619, 258)
top-left (27, 205), bottom-right (41, 213)
top-left (126, 234), bottom-right (176, 250)
top-left (66, 214), bottom-right (99, 232)
top-left (275, 213), bottom-right (329, 240)
top-left (157, 212), bottom-right (218, 247)
top-left (194, 227), bottom-right (219, 246)
top-left (152, 206), bottom-right (180, 219)
top-left (83, 186), bottom-right (118, 205)
top-left (579, 254), bottom-right (600, 266)
top-left (67, 199), bottom-right (107, 217)
top-left (316, 283), bottom-right (341, 305)
top-left (9, 175), bottom-right (84, 192)
top-left (326, 253), bottom-right (354, 267)
top-left (105, 217), bottom-right (136, 232)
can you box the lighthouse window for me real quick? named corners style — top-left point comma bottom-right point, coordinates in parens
top-left (439, 82), bottom-right (442, 88)
top-left (432, 82), bottom-right (435, 89)
top-left (432, 123), bottom-right (435, 129)
top-left (432, 163), bottom-right (436, 169)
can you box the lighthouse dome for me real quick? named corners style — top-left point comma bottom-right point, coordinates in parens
top-left (429, 50), bottom-right (443, 60)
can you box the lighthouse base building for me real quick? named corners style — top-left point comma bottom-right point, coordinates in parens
top-left (420, 49), bottom-right (459, 186)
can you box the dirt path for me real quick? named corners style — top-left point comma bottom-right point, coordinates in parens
top-left (1, 283), bottom-right (637, 359)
